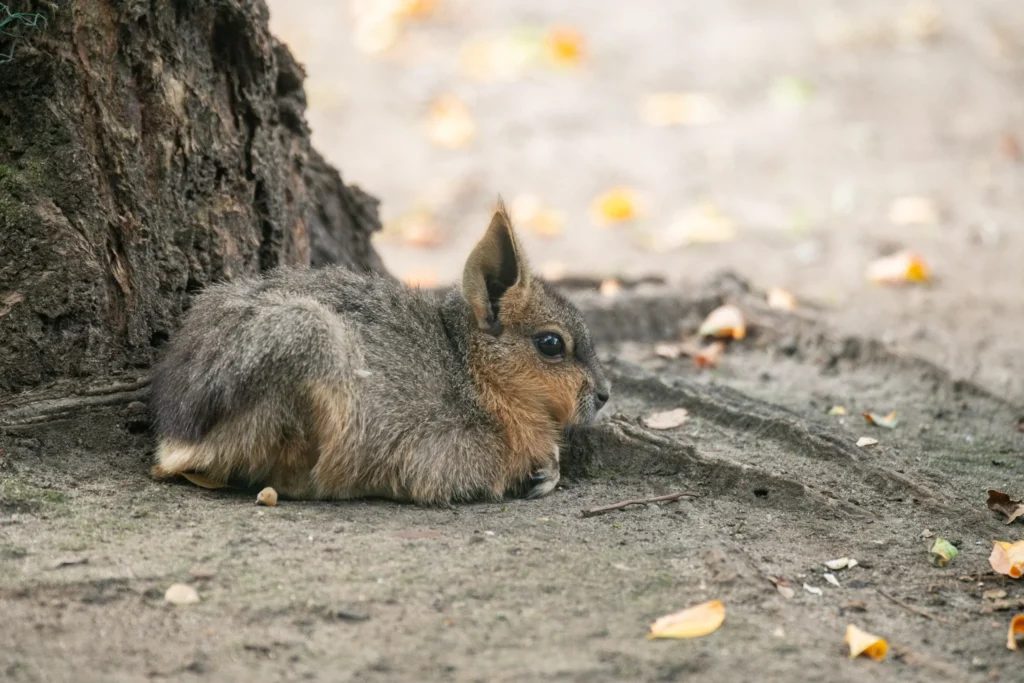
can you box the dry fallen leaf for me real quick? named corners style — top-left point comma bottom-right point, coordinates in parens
top-left (590, 187), bottom-right (640, 226)
top-left (643, 408), bottom-right (690, 430)
top-left (543, 27), bottom-right (585, 67)
top-left (862, 410), bottom-right (899, 429)
top-left (639, 92), bottom-right (724, 127)
top-left (1008, 613), bottom-right (1024, 651)
top-left (767, 287), bottom-right (798, 312)
top-left (856, 437), bottom-right (878, 448)
top-left (828, 405), bottom-right (848, 416)
top-left (165, 583), bottom-right (200, 606)
top-left (599, 280), bottom-right (621, 298)
top-left (888, 196), bottom-right (939, 226)
top-left (698, 305), bottom-right (746, 340)
top-left (990, 541), bottom-right (1024, 578)
top-left (425, 94), bottom-right (475, 149)
top-left (865, 251), bottom-right (930, 285)
top-left (930, 538), bottom-right (958, 567)
top-left (643, 202), bottom-right (736, 251)
top-left (694, 340), bottom-right (726, 369)
top-left (987, 490), bottom-right (1024, 525)
top-left (647, 600), bottom-right (725, 639)
top-left (509, 194), bottom-right (566, 238)
top-left (845, 624), bottom-right (888, 661)
top-left (256, 487), bottom-right (278, 507)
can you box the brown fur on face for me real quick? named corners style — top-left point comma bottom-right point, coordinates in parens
top-left (462, 203), bottom-right (602, 491)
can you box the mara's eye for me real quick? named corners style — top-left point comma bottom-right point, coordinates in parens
top-left (533, 332), bottom-right (565, 359)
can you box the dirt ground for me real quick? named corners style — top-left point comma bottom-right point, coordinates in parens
top-left (3, 1), bottom-right (1024, 681)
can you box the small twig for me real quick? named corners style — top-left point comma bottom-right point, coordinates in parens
top-left (877, 589), bottom-right (949, 623)
top-left (581, 492), bottom-right (698, 518)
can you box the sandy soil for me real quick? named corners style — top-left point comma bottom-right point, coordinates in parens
top-left (3, 1), bottom-right (1024, 682)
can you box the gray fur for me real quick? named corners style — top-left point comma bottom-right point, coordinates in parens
top-left (150, 266), bottom-right (608, 502)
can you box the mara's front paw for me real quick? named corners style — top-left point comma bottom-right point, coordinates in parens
top-left (525, 465), bottom-right (560, 499)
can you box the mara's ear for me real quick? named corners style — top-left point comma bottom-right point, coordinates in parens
top-left (461, 200), bottom-right (529, 336)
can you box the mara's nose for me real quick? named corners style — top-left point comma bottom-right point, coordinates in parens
top-left (594, 388), bottom-right (610, 411)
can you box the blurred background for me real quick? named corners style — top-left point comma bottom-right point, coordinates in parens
top-left (266, 0), bottom-right (1024, 395)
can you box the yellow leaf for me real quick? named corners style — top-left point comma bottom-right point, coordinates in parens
top-left (544, 27), bottom-right (585, 67)
top-left (1008, 613), bottom-right (1024, 651)
top-left (844, 624), bottom-right (888, 660)
top-left (865, 251), bottom-right (930, 285)
top-left (990, 540), bottom-right (1024, 579)
top-left (648, 600), bottom-right (725, 639)
top-left (698, 304), bottom-right (746, 340)
top-left (590, 187), bottom-right (641, 226)
top-left (425, 94), bottom-right (475, 150)
top-left (639, 92), bottom-right (724, 127)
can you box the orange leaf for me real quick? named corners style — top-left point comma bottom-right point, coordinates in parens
top-left (865, 251), bottom-right (931, 285)
top-left (648, 600), bottom-right (725, 639)
top-left (844, 624), bottom-right (888, 660)
top-left (990, 541), bottom-right (1024, 578)
top-left (1008, 613), bottom-right (1024, 650)
top-left (544, 27), bottom-right (584, 67)
top-left (698, 305), bottom-right (746, 340)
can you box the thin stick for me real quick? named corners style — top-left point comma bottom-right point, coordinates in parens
top-left (581, 492), bottom-right (698, 518)
top-left (877, 589), bottom-right (949, 623)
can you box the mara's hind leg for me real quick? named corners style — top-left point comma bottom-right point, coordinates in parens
top-left (151, 404), bottom-right (316, 496)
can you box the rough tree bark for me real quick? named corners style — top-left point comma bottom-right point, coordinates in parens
top-left (0, 0), bottom-right (384, 398)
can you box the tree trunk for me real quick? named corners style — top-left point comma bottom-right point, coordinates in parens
top-left (0, 0), bottom-right (384, 398)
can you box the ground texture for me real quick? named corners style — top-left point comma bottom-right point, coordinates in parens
top-left (2, 1), bottom-right (1024, 681)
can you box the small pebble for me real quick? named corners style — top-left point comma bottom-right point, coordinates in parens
top-left (164, 583), bottom-right (200, 606)
top-left (256, 487), bottom-right (278, 507)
